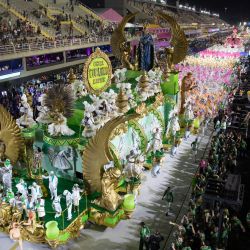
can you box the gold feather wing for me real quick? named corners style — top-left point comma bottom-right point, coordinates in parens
top-left (111, 12), bottom-right (139, 60)
top-left (156, 11), bottom-right (188, 64)
top-left (0, 105), bottom-right (24, 164)
top-left (83, 113), bottom-right (139, 193)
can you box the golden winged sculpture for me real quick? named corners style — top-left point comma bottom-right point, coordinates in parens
top-left (0, 105), bottom-right (24, 165)
top-left (82, 113), bottom-right (139, 210)
top-left (111, 12), bottom-right (139, 70)
top-left (156, 11), bottom-right (188, 71)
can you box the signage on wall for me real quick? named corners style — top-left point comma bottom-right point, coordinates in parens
top-left (83, 47), bottom-right (112, 95)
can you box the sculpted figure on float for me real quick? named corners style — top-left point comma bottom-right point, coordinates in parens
top-left (180, 72), bottom-right (197, 114)
top-left (111, 12), bottom-right (139, 71)
top-left (83, 114), bottom-right (139, 211)
top-left (156, 11), bottom-right (188, 79)
top-left (96, 164), bottom-right (123, 211)
top-left (0, 105), bottom-right (23, 167)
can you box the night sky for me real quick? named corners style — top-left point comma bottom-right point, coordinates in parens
top-left (179, 0), bottom-right (249, 23)
top-left (81, 1), bottom-right (249, 24)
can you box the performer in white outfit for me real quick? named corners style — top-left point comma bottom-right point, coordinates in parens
top-left (28, 182), bottom-right (43, 203)
top-left (16, 179), bottom-right (28, 199)
top-left (170, 114), bottom-right (180, 137)
top-left (72, 184), bottom-right (83, 213)
top-left (48, 112), bottom-right (75, 137)
top-left (151, 128), bottom-right (163, 153)
top-left (52, 196), bottom-right (62, 218)
top-left (36, 195), bottom-right (46, 221)
top-left (42, 171), bottom-right (58, 200)
top-left (63, 190), bottom-right (73, 220)
top-left (1, 159), bottom-right (13, 192)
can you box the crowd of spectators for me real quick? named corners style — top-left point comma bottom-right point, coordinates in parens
top-left (0, 16), bottom-right (38, 45)
top-left (188, 32), bottom-right (231, 54)
top-left (127, 0), bottom-right (224, 25)
top-left (168, 58), bottom-right (250, 250)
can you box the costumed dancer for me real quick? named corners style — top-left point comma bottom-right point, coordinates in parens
top-left (42, 171), bottom-right (58, 200)
top-left (5, 188), bottom-right (15, 206)
top-left (28, 182), bottom-right (42, 203)
top-left (48, 111), bottom-right (75, 137)
top-left (63, 190), bottom-right (73, 220)
top-left (151, 157), bottom-right (162, 177)
top-left (36, 195), bottom-right (45, 222)
top-left (151, 128), bottom-right (163, 153)
top-left (171, 141), bottom-right (178, 157)
top-left (36, 93), bottom-right (51, 124)
top-left (139, 221), bottom-right (151, 250)
top-left (191, 138), bottom-right (199, 163)
top-left (33, 147), bottom-right (43, 174)
top-left (52, 195), bottom-right (62, 218)
top-left (184, 126), bottom-right (191, 140)
top-left (1, 159), bottom-right (13, 193)
top-left (162, 187), bottom-right (174, 216)
top-left (16, 179), bottom-right (28, 199)
top-left (72, 184), bottom-right (83, 213)
top-left (170, 114), bottom-right (180, 137)
top-left (25, 194), bottom-right (35, 217)
top-left (13, 192), bottom-right (26, 219)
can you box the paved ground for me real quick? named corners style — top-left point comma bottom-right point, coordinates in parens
top-left (1, 128), bottom-right (212, 250)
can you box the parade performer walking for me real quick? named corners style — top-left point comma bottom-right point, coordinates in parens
top-left (139, 221), bottom-right (151, 250)
top-left (162, 187), bottom-right (174, 216)
top-left (191, 138), bottom-right (199, 162)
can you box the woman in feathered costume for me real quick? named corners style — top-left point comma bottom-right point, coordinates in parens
top-left (43, 84), bottom-right (75, 137)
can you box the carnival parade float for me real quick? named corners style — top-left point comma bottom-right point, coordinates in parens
top-left (0, 11), bottom-right (239, 248)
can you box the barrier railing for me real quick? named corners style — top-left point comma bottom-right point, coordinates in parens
top-left (0, 37), bottom-right (109, 56)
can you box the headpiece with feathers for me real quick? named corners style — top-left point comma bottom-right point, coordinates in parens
top-left (43, 85), bottom-right (75, 118)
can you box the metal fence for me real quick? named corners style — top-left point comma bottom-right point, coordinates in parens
top-left (0, 36), bottom-right (111, 56)
top-left (0, 33), bottom-right (141, 56)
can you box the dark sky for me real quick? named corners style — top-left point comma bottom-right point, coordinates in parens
top-left (81, 1), bottom-right (249, 24)
top-left (180, 0), bottom-right (250, 23)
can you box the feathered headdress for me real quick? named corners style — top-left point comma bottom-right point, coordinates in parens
top-left (43, 85), bottom-right (75, 118)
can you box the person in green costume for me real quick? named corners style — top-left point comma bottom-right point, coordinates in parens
top-left (162, 187), bottom-right (174, 216)
top-left (139, 221), bottom-right (150, 250)
top-left (246, 211), bottom-right (250, 228)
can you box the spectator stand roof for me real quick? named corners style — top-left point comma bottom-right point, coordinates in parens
top-left (96, 8), bottom-right (123, 23)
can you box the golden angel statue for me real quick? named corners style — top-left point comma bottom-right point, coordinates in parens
top-left (0, 105), bottom-right (24, 166)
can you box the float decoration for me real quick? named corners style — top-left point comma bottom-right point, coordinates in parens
top-left (0, 105), bottom-right (24, 165)
top-left (83, 47), bottom-right (112, 95)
